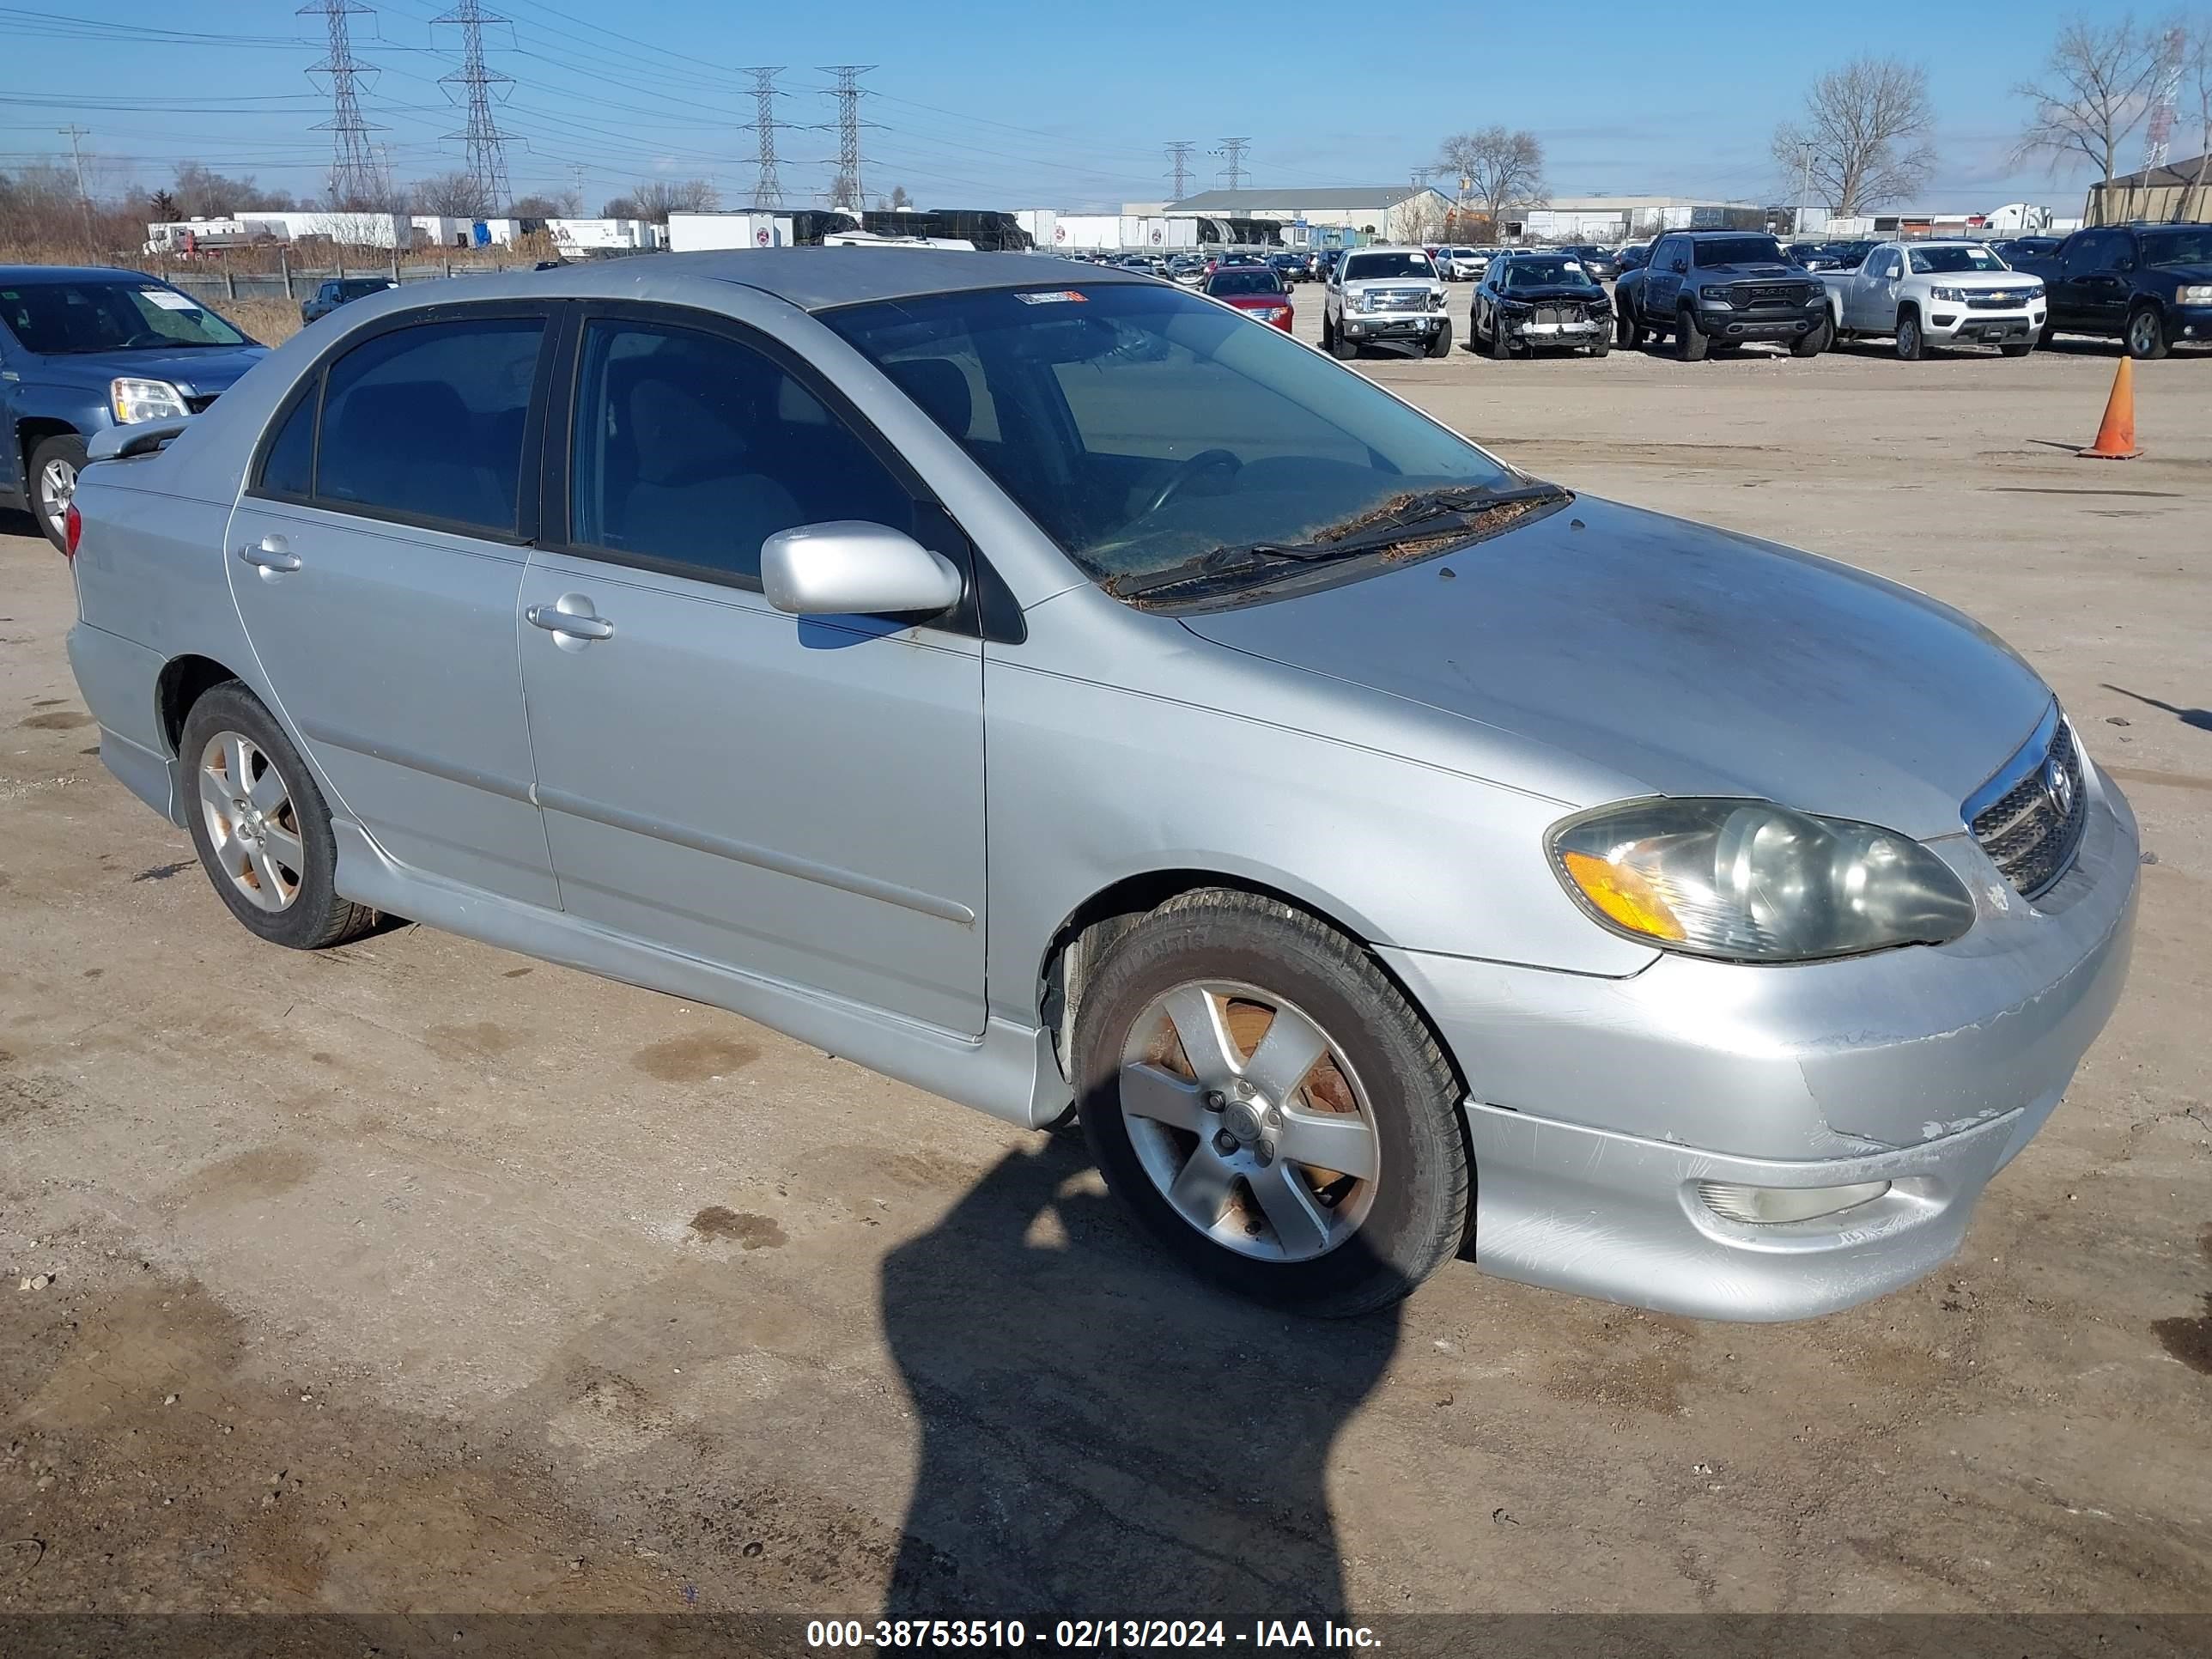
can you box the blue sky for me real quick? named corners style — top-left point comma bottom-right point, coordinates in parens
top-left (0, 2), bottom-right (2134, 216)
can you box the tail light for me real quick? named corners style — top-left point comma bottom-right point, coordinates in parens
top-left (63, 502), bottom-right (82, 559)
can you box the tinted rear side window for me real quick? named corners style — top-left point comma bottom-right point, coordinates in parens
top-left (315, 317), bottom-right (544, 533)
top-left (259, 382), bottom-right (318, 497)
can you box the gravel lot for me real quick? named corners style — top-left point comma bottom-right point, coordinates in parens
top-left (2, 320), bottom-right (2209, 1641)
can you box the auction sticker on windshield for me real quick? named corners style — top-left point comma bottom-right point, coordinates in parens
top-left (141, 289), bottom-right (203, 311)
top-left (1015, 289), bottom-right (1089, 304)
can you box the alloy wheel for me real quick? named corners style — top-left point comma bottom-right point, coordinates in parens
top-left (1116, 981), bottom-right (1381, 1263)
top-left (36, 455), bottom-right (75, 536)
top-left (198, 730), bottom-right (306, 912)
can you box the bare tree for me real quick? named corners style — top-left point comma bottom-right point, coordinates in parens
top-left (171, 161), bottom-right (296, 217)
top-left (621, 178), bottom-right (720, 219)
top-left (149, 188), bottom-right (179, 222)
top-left (2014, 15), bottom-right (2163, 187)
top-left (889, 184), bottom-right (912, 210)
top-left (1437, 128), bottom-right (1545, 232)
top-left (1771, 57), bottom-right (1937, 214)
top-left (510, 191), bottom-right (580, 217)
top-left (412, 171), bottom-right (494, 217)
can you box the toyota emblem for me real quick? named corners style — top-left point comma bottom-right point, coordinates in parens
top-left (2042, 750), bottom-right (2075, 819)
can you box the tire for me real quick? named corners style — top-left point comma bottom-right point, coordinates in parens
top-left (1425, 321), bottom-right (1452, 358)
top-left (28, 433), bottom-right (87, 554)
top-left (1791, 315), bottom-right (1832, 357)
top-left (1331, 322), bottom-right (1358, 361)
top-left (2126, 304), bottom-right (2170, 361)
top-left (1320, 313), bottom-right (1334, 351)
top-left (1894, 308), bottom-right (1923, 361)
top-left (1589, 330), bottom-right (1611, 358)
top-left (1489, 318), bottom-right (1513, 360)
top-left (1617, 302), bottom-right (1645, 349)
top-left (179, 682), bottom-right (378, 951)
top-left (2000, 341), bottom-right (2034, 358)
top-left (2038, 317), bottom-right (2057, 349)
top-left (1074, 889), bottom-right (1469, 1317)
top-left (1674, 308), bottom-right (1708, 362)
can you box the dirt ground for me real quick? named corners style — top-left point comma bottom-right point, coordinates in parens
top-left (2, 325), bottom-right (2209, 1648)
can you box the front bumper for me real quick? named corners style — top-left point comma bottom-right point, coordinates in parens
top-left (1340, 308), bottom-right (1447, 338)
top-left (1926, 307), bottom-right (2045, 344)
top-left (1500, 312), bottom-right (1608, 343)
top-left (2170, 302), bottom-right (2212, 342)
top-left (1690, 302), bottom-right (1828, 340)
top-left (1380, 768), bottom-right (2139, 1322)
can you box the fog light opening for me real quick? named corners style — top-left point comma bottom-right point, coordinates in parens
top-left (1697, 1179), bottom-right (1891, 1225)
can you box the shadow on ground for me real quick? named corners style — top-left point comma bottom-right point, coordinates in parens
top-left (879, 1137), bottom-right (1398, 1622)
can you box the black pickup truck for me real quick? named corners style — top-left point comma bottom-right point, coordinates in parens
top-left (2010, 223), bottom-right (2212, 359)
top-left (1613, 230), bottom-right (1830, 361)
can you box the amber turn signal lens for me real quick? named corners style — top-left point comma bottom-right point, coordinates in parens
top-left (1559, 849), bottom-right (1686, 941)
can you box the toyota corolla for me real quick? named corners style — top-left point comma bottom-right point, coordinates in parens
top-left (62, 252), bottom-right (2136, 1319)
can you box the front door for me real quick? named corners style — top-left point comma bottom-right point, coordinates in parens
top-left (225, 308), bottom-right (559, 908)
top-left (517, 309), bottom-right (987, 1034)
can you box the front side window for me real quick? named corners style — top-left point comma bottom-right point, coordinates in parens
top-left (825, 283), bottom-right (1515, 591)
top-left (1692, 237), bottom-right (1785, 267)
top-left (1340, 252), bottom-right (1432, 280)
top-left (2062, 233), bottom-right (2115, 278)
top-left (568, 318), bottom-right (914, 583)
top-left (314, 316), bottom-right (543, 532)
top-left (0, 280), bottom-right (249, 354)
top-left (1909, 245), bottom-right (2003, 274)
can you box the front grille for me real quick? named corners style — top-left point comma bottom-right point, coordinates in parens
top-left (1367, 287), bottom-right (1428, 313)
top-left (1966, 290), bottom-right (2031, 309)
top-left (1733, 282), bottom-right (1808, 307)
top-left (1968, 717), bottom-right (2087, 900)
top-left (1534, 304), bottom-right (1590, 325)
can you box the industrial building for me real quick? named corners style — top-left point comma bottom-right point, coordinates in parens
top-left (1152, 185), bottom-right (1455, 246)
top-left (2084, 155), bottom-right (2212, 226)
top-left (1510, 196), bottom-right (1765, 240)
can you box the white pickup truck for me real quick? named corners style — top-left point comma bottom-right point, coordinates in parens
top-left (1820, 240), bottom-right (2048, 359)
top-left (1322, 246), bottom-right (1452, 359)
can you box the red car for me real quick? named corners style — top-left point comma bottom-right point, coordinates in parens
top-left (1200, 267), bottom-right (1294, 331)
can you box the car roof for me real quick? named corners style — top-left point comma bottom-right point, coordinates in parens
top-left (531, 248), bottom-right (1149, 313)
top-left (0, 264), bottom-right (161, 284)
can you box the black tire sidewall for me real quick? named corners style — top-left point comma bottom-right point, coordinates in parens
top-left (179, 684), bottom-right (350, 949)
top-left (29, 433), bottom-right (87, 552)
top-left (1075, 897), bottom-right (1467, 1316)
top-left (2128, 307), bottom-right (2168, 361)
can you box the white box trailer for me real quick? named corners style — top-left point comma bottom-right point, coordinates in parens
top-left (1046, 214), bottom-right (1120, 252)
top-left (666, 211), bottom-right (794, 252)
top-left (548, 217), bottom-right (658, 256)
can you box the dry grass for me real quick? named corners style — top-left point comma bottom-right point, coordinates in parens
top-left (215, 295), bottom-right (301, 345)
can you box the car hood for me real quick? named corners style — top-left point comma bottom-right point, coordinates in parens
top-left (1700, 262), bottom-right (1802, 280)
top-left (1176, 495), bottom-right (2051, 840)
top-left (1923, 270), bottom-right (2044, 288)
top-left (2148, 261), bottom-right (2212, 283)
top-left (1498, 283), bottom-right (1608, 304)
top-left (28, 343), bottom-right (266, 399)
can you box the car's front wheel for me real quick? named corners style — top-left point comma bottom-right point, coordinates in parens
top-left (2126, 304), bottom-right (2171, 361)
top-left (1894, 309), bottom-right (1925, 360)
top-left (179, 682), bottom-right (379, 951)
top-left (1074, 889), bottom-right (1469, 1317)
top-left (1330, 318), bottom-right (1358, 360)
top-left (1425, 321), bottom-right (1453, 357)
top-left (28, 433), bottom-right (86, 554)
top-left (1675, 307), bottom-right (1708, 361)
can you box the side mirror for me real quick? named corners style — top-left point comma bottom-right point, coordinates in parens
top-left (1670, 258), bottom-right (1688, 273)
top-left (761, 521), bottom-right (963, 618)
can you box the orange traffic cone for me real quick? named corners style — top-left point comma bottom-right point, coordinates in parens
top-left (2079, 358), bottom-right (2142, 459)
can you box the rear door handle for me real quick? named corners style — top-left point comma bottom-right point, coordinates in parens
top-left (526, 602), bottom-right (614, 641)
top-left (239, 534), bottom-right (300, 572)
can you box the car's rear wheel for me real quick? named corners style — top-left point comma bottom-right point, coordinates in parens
top-left (28, 433), bottom-right (86, 554)
top-left (1675, 308), bottom-right (1708, 361)
top-left (1074, 889), bottom-right (1469, 1317)
top-left (179, 682), bottom-right (378, 951)
top-left (2126, 304), bottom-right (2170, 361)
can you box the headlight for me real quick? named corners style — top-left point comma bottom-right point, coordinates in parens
top-left (1547, 798), bottom-right (1976, 963)
top-left (1930, 286), bottom-right (1967, 303)
top-left (1348, 292), bottom-right (1370, 313)
top-left (2179, 284), bottom-right (2212, 305)
top-left (1699, 293), bottom-right (1732, 309)
top-left (111, 377), bottom-right (189, 424)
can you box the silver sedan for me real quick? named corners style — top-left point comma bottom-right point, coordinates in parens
top-left (62, 251), bottom-right (2136, 1319)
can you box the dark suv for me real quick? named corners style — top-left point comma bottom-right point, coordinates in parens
top-left (1615, 231), bottom-right (1830, 361)
top-left (301, 276), bottom-right (398, 325)
top-left (2010, 223), bottom-right (2212, 359)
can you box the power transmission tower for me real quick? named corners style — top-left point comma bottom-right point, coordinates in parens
top-left (58, 123), bottom-right (94, 243)
top-left (434, 0), bottom-right (513, 213)
top-left (818, 65), bottom-right (876, 213)
top-left (1212, 137), bottom-right (1250, 192)
top-left (2143, 23), bottom-right (2187, 173)
top-left (300, 0), bottom-right (387, 207)
top-left (739, 66), bottom-right (788, 208)
top-left (1164, 140), bottom-right (1196, 200)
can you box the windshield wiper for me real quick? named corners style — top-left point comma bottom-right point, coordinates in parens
top-left (1114, 482), bottom-right (1569, 599)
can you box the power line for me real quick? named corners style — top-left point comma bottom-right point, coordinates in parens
top-left (1164, 140), bottom-right (1194, 200)
top-left (818, 64), bottom-right (874, 212)
top-left (299, 0), bottom-right (388, 206)
top-left (738, 66), bottom-right (787, 209)
top-left (433, 0), bottom-right (513, 210)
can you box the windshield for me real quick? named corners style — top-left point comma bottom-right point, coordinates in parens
top-left (1206, 270), bottom-right (1282, 297)
top-left (1692, 237), bottom-right (1784, 267)
top-left (1909, 245), bottom-right (2005, 273)
top-left (0, 279), bottom-right (249, 354)
top-left (826, 283), bottom-right (1514, 588)
top-left (1503, 257), bottom-right (1597, 290)
top-left (2142, 228), bottom-right (2212, 267)
top-left (1341, 252), bottom-right (1432, 280)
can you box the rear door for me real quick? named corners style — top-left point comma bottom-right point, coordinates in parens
top-left (516, 306), bottom-right (988, 1034)
top-left (224, 306), bottom-right (560, 908)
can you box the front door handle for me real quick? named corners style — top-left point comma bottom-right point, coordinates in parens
top-left (527, 600), bottom-right (614, 641)
top-left (239, 534), bottom-right (300, 572)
